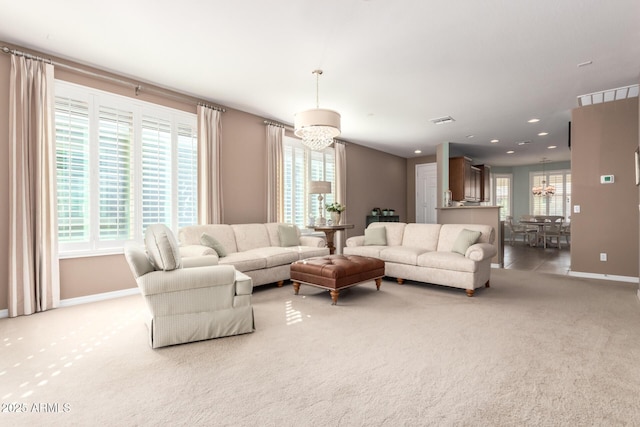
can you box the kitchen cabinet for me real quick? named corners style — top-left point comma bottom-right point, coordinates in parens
top-left (449, 156), bottom-right (482, 202)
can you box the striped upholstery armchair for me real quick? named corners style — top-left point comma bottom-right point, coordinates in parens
top-left (124, 224), bottom-right (254, 349)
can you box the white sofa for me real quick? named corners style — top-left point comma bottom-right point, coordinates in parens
top-left (178, 223), bottom-right (330, 287)
top-left (344, 222), bottom-right (497, 296)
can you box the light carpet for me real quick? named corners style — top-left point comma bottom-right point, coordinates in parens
top-left (1, 269), bottom-right (640, 426)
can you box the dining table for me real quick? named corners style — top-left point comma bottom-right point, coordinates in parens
top-left (518, 216), bottom-right (562, 247)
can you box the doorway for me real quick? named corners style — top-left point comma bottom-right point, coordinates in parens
top-left (416, 163), bottom-right (437, 224)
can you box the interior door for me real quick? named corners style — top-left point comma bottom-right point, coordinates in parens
top-left (416, 163), bottom-right (437, 223)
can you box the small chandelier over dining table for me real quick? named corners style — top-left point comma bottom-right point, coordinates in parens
top-left (294, 70), bottom-right (341, 151)
top-left (532, 157), bottom-right (556, 196)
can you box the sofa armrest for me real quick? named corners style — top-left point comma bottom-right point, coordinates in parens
top-left (465, 243), bottom-right (497, 261)
top-left (182, 255), bottom-right (219, 268)
top-left (299, 235), bottom-right (326, 247)
top-left (346, 236), bottom-right (365, 247)
top-left (137, 264), bottom-right (237, 296)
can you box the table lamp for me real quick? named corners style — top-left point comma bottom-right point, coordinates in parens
top-left (309, 181), bottom-right (331, 225)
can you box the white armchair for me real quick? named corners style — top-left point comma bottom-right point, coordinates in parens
top-left (124, 224), bottom-right (254, 348)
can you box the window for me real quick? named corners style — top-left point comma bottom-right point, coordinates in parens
top-left (530, 169), bottom-right (571, 218)
top-left (282, 136), bottom-right (335, 227)
top-left (493, 174), bottom-right (512, 221)
top-left (55, 81), bottom-right (198, 255)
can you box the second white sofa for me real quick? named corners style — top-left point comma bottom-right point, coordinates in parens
top-left (178, 223), bottom-right (330, 287)
top-left (344, 222), bottom-right (497, 296)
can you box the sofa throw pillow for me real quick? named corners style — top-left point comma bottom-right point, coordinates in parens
top-left (278, 224), bottom-right (299, 247)
top-left (144, 224), bottom-right (182, 271)
top-left (364, 227), bottom-right (387, 246)
top-left (452, 229), bottom-right (482, 255)
top-left (200, 233), bottom-right (228, 257)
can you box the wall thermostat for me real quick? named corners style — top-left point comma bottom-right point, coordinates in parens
top-left (600, 175), bottom-right (614, 184)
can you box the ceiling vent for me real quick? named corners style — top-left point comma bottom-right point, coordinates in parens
top-left (578, 84), bottom-right (639, 107)
top-left (516, 140), bottom-right (531, 146)
top-left (429, 116), bottom-right (456, 125)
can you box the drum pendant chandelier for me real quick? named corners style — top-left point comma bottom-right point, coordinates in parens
top-left (294, 70), bottom-right (341, 151)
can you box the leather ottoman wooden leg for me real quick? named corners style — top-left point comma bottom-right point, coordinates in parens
top-left (292, 281), bottom-right (300, 295)
top-left (330, 289), bottom-right (340, 305)
top-left (375, 278), bottom-right (382, 290)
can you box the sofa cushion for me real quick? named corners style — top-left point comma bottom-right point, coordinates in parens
top-left (380, 246), bottom-right (429, 265)
top-left (278, 224), bottom-right (300, 247)
top-left (401, 223), bottom-right (441, 251)
top-left (343, 245), bottom-right (385, 258)
top-left (451, 229), bottom-right (482, 255)
top-left (200, 233), bottom-right (228, 257)
top-left (179, 224), bottom-right (238, 254)
top-left (287, 246), bottom-right (331, 260)
top-left (364, 227), bottom-right (387, 245)
top-left (243, 247), bottom-right (299, 268)
top-left (144, 224), bottom-right (182, 271)
top-left (416, 251), bottom-right (478, 273)
top-left (218, 252), bottom-right (267, 272)
top-left (232, 224), bottom-right (272, 252)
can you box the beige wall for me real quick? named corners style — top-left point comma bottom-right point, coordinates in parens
top-left (344, 143), bottom-right (406, 238)
top-left (0, 43), bottom-right (406, 308)
top-left (406, 154), bottom-right (438, 223)
top-left (571, 97), bottom-right (639, 277)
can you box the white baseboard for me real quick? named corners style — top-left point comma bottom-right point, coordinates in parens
top-left (0, 288), bottom-right (140, 319)
top-left (59, 287), bottom-right (140, 308)
top-left (568, 270), bottom-right (640, 284)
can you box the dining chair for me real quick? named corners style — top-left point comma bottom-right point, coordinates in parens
top-left (505, 215), bottom-right (535, 246)
top-left (540, 216), bottom-right (564, 249)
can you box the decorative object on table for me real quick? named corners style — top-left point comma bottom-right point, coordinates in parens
top-left (532, 157), bottom-right (556, 196)
top-left (308, 214), bottom-right (316, 227)
top-left (382, 209), bottom-right (389, 216)
top-left (372, 207), bottom-right (382, 216)
top-left (294, 70), bottom-right (341, 151)
top-left (309, 181), bottom-right (332, 225)
top-left (326, 202), bottom-right (346, 225)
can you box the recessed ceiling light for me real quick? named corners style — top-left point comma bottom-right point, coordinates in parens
top-left (577, 60), bottom-right (593, 68)
top-left (528, 118), bottom-right (540, 123)
top-left (466, 135), bottom-right (474, 139)
top-left (490, 139), bottom-right (499, 143)
top-left (548, 145), bottom-right (557, 149)
top-left (506, 150), bottom-right (515, 154)
top-left (414, 149), bottom-right (422, 154)
top-left (538, 132), bottom-right (549, 136)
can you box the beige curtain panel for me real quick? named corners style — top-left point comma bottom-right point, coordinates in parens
top-left (8, 55), bottom-right (60, 317)
top-left (197, 105), bottom-right (223, 224)
top-left (334, 142), bottom-right (347, 253)
top-left (266, 124), bottom-right (284, 223)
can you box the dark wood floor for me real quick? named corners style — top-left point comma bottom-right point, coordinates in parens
top-left (503, 238), bottom-right (571, 275)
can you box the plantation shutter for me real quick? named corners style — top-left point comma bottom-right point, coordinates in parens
top-left (98, 106), bottom-right (134, 241)
top-left (55, 96), bottom-right (90, 244)
top-left (177, 123), bottom-right (198, 228)
top-left (141, 115), bottom-right (172, 233)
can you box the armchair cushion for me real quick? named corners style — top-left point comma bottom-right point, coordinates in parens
top-left (451, 229), bottom-right (482, 255)
top-left (278, 224), bottom-right (299, 247)
top-left (145, 224), bottom-right (182, 271)
top-left (200, 233), bottom-right (228, 257)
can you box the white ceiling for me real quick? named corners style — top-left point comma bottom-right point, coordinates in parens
top-left (1, 0), bottom-right (639, 166)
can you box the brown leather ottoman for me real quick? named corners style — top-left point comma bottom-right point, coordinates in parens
top-left (290, 255), bottom-right (385, 305)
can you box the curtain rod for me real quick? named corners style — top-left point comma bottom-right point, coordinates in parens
top-left (1, 45), bottom-right (226, 112)
top-left (263, 120), bottom-right (293, 130)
